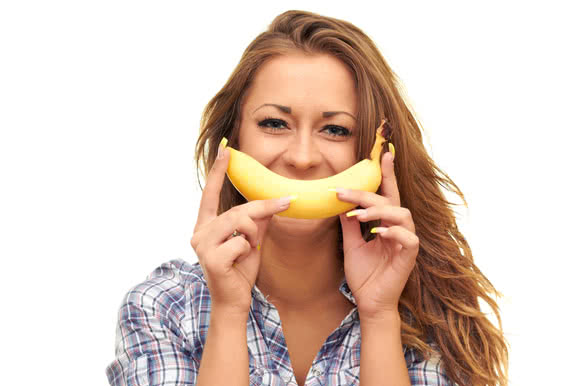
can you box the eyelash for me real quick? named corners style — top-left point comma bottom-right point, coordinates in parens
top-left (257, 116), bottom-right (353, 138)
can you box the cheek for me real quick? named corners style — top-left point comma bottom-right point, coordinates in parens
top-left (239, 131), bottom-right (283, 165)
top-left (238, 124), bottom-right (260, 154)
top-left (327, 144), bottom-right (358, 173)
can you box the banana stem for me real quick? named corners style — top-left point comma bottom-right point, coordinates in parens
top-left (370, 120), bottom-right (389, 162)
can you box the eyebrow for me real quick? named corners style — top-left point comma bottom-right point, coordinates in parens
top-left (253, 103), bottom-right (357, 121)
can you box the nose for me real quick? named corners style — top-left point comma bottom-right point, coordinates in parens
top-left (281, 128), bottom-right (323, 174)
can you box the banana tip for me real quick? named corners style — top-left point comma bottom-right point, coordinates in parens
top-left (381, 119), bottom-right (392, 139)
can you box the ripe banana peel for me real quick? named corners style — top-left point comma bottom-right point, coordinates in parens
top-left (223, 120), bottom-right (390, 219)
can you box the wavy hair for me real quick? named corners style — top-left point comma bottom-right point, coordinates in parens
top-left (194, 9), bottom-right (509, 386)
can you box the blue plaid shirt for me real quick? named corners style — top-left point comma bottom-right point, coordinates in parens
top-left (106, 259), bottom-right (454, 385)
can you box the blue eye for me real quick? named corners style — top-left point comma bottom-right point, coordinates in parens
top-left (257, 117), bottom-right (353, 138)
top-left (259, 118), bottom-right (287, 131)
top-left (325, 126), bottom-right (351, 137)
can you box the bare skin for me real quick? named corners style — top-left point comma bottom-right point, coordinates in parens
top-left (279, 299), bottom-right (356, 386)
top-left (236, 51), bottom-right (359, 385)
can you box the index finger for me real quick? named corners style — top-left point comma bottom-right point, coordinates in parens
top-left (196, 138), bottom-right (230, 228)
top-left (379, 149), bottom-right (400, 207)
top-left (240, 195), bottom-right (297, 220)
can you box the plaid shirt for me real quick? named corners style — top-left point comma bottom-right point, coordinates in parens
top-left (106, 259), bottom-right (454, 385)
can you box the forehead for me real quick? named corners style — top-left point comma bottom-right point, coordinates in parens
top-left (244, 53), bottom-right (357, 112)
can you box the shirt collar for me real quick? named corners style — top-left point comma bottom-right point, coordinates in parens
top-left (251, 276), bottom-right (357, 307)
top-left (251, 284), bottom-right (270, 304)
top-left (338, 276), bottom-right (357, 306)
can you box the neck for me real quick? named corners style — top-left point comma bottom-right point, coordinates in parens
top-left (255, 215), bottom-right (345, 310)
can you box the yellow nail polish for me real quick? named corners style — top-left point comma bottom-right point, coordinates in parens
top-left (346, 209), bottom-right (366, 217)
top-left (328, 187), bottom-right (348, 195)
top-left (371, 227), bottom-right (388, 234)
top-left (220, 137), bottom-right (228, 148)
top-left (389, 143), bottom-right (395, 158)
top-left (257, 244), bottom-right (261, 251)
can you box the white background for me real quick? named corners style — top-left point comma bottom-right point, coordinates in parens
top-left (1, 1), bottom-right (582, 385)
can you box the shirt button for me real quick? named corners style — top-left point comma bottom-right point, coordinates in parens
top-left (311, 368), bottom-right (323, 376)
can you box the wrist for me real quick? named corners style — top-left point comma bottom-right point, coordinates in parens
top-left (210, 305), bottom-right (249, 326)
top-left (359, 309), bottom-right (402, 328)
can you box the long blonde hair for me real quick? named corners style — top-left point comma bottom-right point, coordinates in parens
top-left (194, 10), bottom-right (509, 386)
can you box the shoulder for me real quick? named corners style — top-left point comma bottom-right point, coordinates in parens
top-left (116, 259), bottom-right (210, 323)
top-left (107, 260), bottom-right (209, 385)
top-left (404, 344), bottom-right (456, 386)
top-left (142, 258), bottom-right (206, 288)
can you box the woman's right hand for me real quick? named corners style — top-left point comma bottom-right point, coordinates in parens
top-left (190, 142), bottom-right (293, 316)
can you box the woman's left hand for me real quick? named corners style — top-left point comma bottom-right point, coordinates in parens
top-left (336, 149), bottom-right (418, 321)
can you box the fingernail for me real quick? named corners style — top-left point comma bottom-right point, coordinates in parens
top-left (371, 227), bottom-right (389, 234)
top-left (278, 194), bottom-right (298, 207)
top-left (328, 187), bottom-right (349, 196)
top-left (218, 137), bottom-right (228, 160)
top-left (346, 209), bottom-right (366, 217)
top-left (389, 143), bottom-right (395, 160)
top-left (257, 244), bottom-right (261, 251)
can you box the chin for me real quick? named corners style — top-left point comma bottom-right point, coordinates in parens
top-left (271, 214), bottom-right (336, 229)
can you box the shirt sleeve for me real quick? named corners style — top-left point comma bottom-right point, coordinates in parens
top-left (406, 346), bottom-right (456, 386)
top-left (106, 271), bottom-right (199, 385)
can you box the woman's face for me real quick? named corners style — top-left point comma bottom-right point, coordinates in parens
top-left (238, 52), bottom-right (359, 185)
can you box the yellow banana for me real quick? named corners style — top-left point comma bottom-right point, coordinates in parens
top-left (223, 120), bottom-right (389, 219)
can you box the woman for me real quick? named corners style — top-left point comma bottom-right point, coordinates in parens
top-left (106, 10), bottom-right (509, 386)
